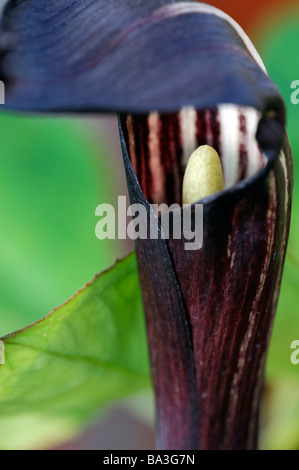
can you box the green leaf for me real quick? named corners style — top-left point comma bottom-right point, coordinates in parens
top-left (0, 252), bottom-right (150, 450)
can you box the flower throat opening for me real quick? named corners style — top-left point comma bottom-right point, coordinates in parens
top-left (120, 104), bottom-right (266, 206)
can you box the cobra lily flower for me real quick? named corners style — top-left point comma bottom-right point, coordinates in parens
top-left (0, 0), bottom-right (293, 451)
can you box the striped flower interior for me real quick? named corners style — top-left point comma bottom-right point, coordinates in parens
top-left (120, 105), bottom-right (266, 206)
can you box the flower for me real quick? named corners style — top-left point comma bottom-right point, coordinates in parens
top-left (0, 0), bottom-right (293, 450)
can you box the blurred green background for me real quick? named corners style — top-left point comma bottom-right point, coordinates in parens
top-left (257, 9), bottom-right (299, 450)
top-left (1, 0), bottom-right (299, 450)
top-left (0, 115), bottom-right (123, 336)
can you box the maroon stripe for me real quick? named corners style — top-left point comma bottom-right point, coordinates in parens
top-left (159, 113), bottom-right (182, 206)
top-left (196, 110), bottom-right (207, 148)
top-left (132, 115), bottom-right (150, 200)
top-left (169, 112), bottom-right (183, 206)
top-left (139, 115), bottom-right (152, 201)
top-left (147, 113), bottom-right (164, 205)
top-left (209, 108), bottom-right (221, 156)
top-left (239, 110), bottom-right (247, 181)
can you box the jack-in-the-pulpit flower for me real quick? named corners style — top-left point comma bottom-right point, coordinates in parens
top-left (0, 0), bottom-right (293, 450)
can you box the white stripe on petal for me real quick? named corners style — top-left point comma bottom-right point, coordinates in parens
top-left (244, 108), bottom-right (264, 179)
top-left (218, 104), bottom-right (240, 189)
top-left (180, 106), bottom-right (197, 166)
